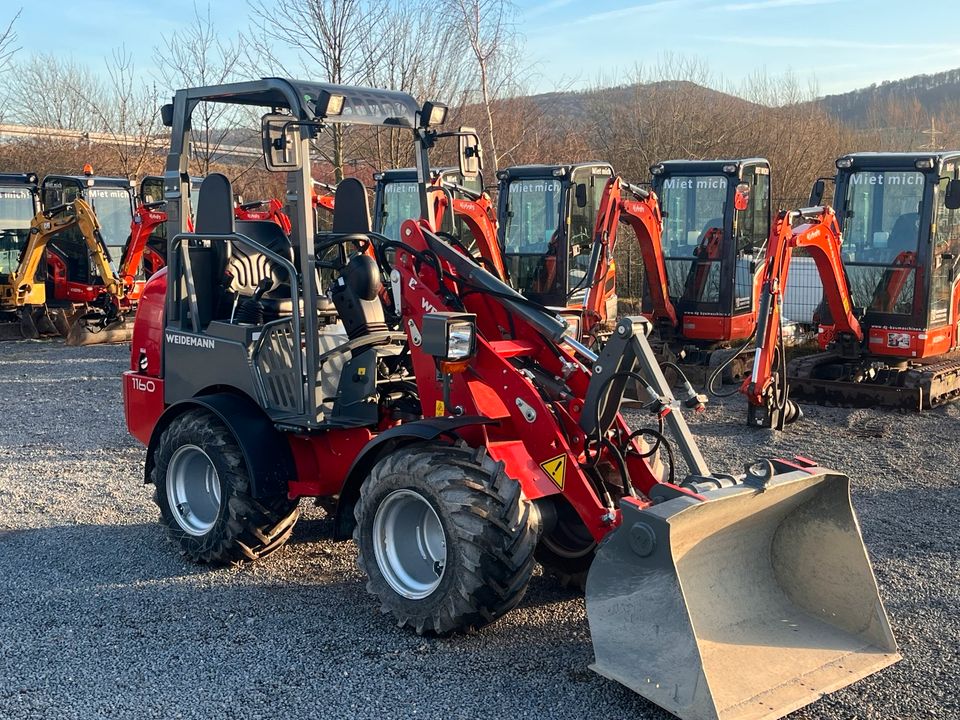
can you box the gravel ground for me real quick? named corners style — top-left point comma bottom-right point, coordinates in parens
top-left (0, 339), bottom-right (957, 719)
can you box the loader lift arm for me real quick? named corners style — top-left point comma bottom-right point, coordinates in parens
top-left (741, 206), bottom-right (861, 427)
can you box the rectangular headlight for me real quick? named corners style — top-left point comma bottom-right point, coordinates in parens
top-left (319, 91), bottom-right (345, 117)
top-left (446, 320), bottom-right (476, 360)
top-left (561, 313), bottom-right (581, 341)
top-left (836, 157), bottom-right (854, 169)
top-left (420, 101), bottom-right (448, 128)
top-left (421, 312), bottom-right (477, 362)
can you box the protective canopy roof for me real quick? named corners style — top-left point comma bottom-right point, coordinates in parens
top-left (178, 78), bottom-right (421, 128)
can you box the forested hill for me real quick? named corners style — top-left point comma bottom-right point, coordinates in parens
top-left (524, 70), bottom-right (960, 128)
top-left (816, 68), bottom-right (960, 126)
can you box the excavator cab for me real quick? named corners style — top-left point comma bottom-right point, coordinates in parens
top-left (496, 163), bottom-right (613, 308)
top-left (0, 173), bottom-right (40, 281)
top-left (650, 159), bottom-right (771, 345)
top-left (827, 152), bottom-right (960, 355)
top-left (373, 166), bottom-right (482, 246)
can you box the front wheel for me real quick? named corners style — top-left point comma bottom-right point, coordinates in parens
top-left (354, 442), bottom-right (539, 635)
top-left (151, 409), bottom-right (300, 564)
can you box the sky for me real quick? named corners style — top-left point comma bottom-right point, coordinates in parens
top-left (10, 0), bottom-right (960, 99)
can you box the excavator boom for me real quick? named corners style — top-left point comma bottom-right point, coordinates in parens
top-left (742, 207), bottom-right (862, 427)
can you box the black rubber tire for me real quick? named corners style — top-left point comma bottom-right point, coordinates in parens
top-left (150, 409), bottom-right (300, 564)
top-left (536, 443), bottom-right (666, 592)
top-left (535, 499), bottom-right (595, 591)
top-left (354, 442), bottom-right (539, 635)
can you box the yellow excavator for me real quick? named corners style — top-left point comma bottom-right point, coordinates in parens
top-left (0, 198), bottom-right (125, 341)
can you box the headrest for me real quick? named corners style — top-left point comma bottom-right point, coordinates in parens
top-left (332, 178), bottom-right (371, 235)
top-left (194, 173), bottom-right (234, 235)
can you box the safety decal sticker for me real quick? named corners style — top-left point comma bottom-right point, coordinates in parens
top-left (435, 400), bottom-right (445, 417)
top-left (540, 454), bottom-right (566, 490)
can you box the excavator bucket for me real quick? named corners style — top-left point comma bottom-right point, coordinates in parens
top-left (0, 306), bottom-right (58, 341)
top-left (585, 465), bottom-right (899, 720)
top-left (65, 316), bottom-right (133, 346)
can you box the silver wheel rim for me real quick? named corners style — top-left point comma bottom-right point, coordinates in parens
top-left (166, 445), bottom-right (222, 536)
top-left (372, 489), bottom-right (447, 600)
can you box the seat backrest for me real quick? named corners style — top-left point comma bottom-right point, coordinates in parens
top-left (178, 173), bottom-right (235, 328)
top-left (888, 212), bottom-right (919, 253)
top-left (231, 220), bottom-right (294, 296)
top-left (332, 178), bottom-right (372, 235)
top-left (193, 173), bottom-right (294, 303)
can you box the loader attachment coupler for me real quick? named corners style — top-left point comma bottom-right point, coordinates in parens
top-left (585, 467), bottom-right (899, 720)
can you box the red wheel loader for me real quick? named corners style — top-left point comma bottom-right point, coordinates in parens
top-left (742, 152), bottom-right (960, 425)
top-left (123, 78), bottom-right (898, 720)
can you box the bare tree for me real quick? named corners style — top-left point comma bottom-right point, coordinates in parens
top-left (156, 2), bottom-right (247, 174)
top-left (247, 0), bottom-right (390, 181)
top-left (8, 54), bottom-right (106, 130)
top-left (0, 9), bottom-right (21, 77)
top-left (438, 0), bottom-right (521, 173)
top-left (360, 2), bottom-right (472, 171)
top-left (70, 47), bottom-right (163, 178)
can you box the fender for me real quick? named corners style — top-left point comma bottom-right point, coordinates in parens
top-left (144, 392), bottom-right (296, 500)
top-left (332, 415), bottom-right (496, 539)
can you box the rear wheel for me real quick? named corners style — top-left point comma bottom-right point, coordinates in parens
top-left (354, 442), bottom-right (539, 635)
top-left (151, 409), bottom-right (300, 563)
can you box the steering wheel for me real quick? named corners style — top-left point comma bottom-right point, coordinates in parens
top-left (314, 233), bottom-right (371, 272)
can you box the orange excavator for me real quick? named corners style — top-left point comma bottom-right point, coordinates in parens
top-left (642, 159), bottom-right (772, 378)
top-left (494, 159), bottom-right (773, 362)
top-left (742, 151), bottom-right (960, 426)
top-left (496, 163), bottom-right (618, 342)
top-left (236, 181), bottom-right (334, 234)
top-left (373, 166), bottom-right (505, 279)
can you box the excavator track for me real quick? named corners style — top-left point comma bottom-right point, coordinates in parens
top-left (788, 350), bottom-right (960, 410)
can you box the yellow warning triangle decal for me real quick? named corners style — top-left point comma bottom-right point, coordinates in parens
top-left (540, 455), bottom-right (566, 490)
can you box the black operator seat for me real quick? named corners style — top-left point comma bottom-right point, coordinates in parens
top-left (328, 178), bottom-right (387, 338)
top-left (887, 212), bottom-right (919, 257)
top-left (194, 173), bottom-right (295, 319)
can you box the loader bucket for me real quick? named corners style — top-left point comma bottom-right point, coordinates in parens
top-left (585, 466), bottom-right (899, 720)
